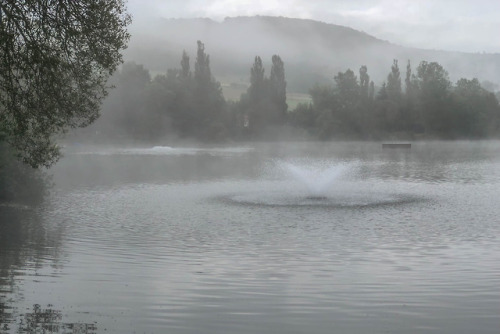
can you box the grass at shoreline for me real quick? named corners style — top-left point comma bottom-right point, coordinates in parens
top-left (220, 81), bottom-right (311, 109)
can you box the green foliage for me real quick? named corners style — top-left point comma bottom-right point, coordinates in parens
top-left (405, 60), bottom-right (414, 95)
top-left (235, 54), bottom-right (289, 136)
top-left (451, 78), bottom-right (500, 137)
top-left (95, 62), bottom-right (152, 139)
top-left (414, 61), bottom-right (453, 135)
top-left (192, 41), bottom-right (227, 140)
top-left (377, 82), bottom-right (388, 100)
top-left (307, 85), bottom-right (337, 139)
top-left (91, 41), bottom-right (228, 142)
top-left (386, 60), bottom-right (402, 101)
top-left (0, 143), bottom-right (49, 204)
top-left (72, 42), bottom-right (500, 143)
top-left (0, 0), bottom-right (131, 168)
top-left (310, 84), bottom-right (336, 112)
top-left (289, 102), bottom-right (316, 131)
top-left (334, 70), bottom-right (359, 99)
top-left (250, 56), bottom-right (265, 96)
top-left (269, 55), bottom-right (288, 123)
top-left (333, 69), bottom-right (365, 135)
top-left (359, 66), bottom-right (370, 99)
top-left (368, 81), bottom-right (375, 100)
top-left (296, 69), bottom-right (368, 139)
top-left (181, 50), bottom-right (190, 78)
top-left (244, 56), bottom-right (267, 133)
top-left (195, 41), bottom-right (212, 89)
top-left (289, 59), bottom-right (500, 140)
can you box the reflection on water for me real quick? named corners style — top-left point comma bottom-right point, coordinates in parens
top-left (1, 304), bottom-right (97, 333)
top-left (0, 208), bottom-right (65, 332)
top-left (1, 141), bottom-right (500, 333)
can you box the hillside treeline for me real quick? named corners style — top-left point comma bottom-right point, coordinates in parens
top-left (89, 41), bottom-right (500, 142)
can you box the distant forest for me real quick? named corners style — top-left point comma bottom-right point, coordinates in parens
top-left (80, 40), bottom-right (500, 142)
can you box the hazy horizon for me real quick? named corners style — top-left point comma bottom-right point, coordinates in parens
top-left (126, 0), bottom-right (500, 54)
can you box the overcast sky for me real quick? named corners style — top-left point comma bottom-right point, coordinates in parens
top-left (127, 0), bottom-right (500, 54)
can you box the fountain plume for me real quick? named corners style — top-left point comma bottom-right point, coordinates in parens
top-left (279, 161), bottom-right (351, 198)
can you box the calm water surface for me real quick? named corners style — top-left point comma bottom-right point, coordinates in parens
top-left (1, 141), bottom-right (500, 333)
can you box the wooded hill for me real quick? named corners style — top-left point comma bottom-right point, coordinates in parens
top-left (125, 16), bottom-right (500, 93)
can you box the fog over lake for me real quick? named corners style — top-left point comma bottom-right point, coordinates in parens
top-left (1, 141), bottom-right (499, 333)
top-left (2, 1), bottom-right (500, 333)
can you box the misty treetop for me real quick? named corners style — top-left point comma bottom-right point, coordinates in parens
top-left (290, 60), bottom-right (500, 139)
top-left (0, 0), bottom-right (131, 168)
top-left (89, 41), bottom-right (499, 143)
top-left (237, 54), bottom-right (288, 135)
top-left (91, 44), bottom-right (290, 141)
top-left (92, 41), bottom-right (229, 141)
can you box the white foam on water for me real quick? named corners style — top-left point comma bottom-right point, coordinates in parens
top-left (74, 146), bottom-right (254, 156)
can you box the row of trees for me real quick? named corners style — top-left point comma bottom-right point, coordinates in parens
top-left (291, 60), bottom-right (500, 139)
top-left (237, 55), bottom-right (288, 134)
top-left (91, 41), bottom-right (289, 141)
top-left (90, 42), bottom-right (500, 143)
top-left (96, 41), bottom-right (226, 141)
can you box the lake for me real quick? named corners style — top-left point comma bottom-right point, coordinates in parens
top-left (1, 141), bottom-right (500, 334)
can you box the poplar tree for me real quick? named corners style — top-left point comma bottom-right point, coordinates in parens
top-left (181, 50), bottom-right (190, 78)
top-left (386, 59), bottom-right (402, 101)
top-left (194, 41), bottom-right (211, 90)
top-left (269, 55), bottom-right (287, 123)
top-left (405, 60), bottom-right (413, 95)
top-left (193, 41), bottom-right (225, 139)
top-left (244, 56), bottom-right (267, 132)
top-left (359, 65), bottom-right (370, 98)
top-left (249, 56), bottom-right (265, 102)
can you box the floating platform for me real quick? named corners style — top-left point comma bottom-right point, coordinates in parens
top-left (305, 196), bottom-right (328, 200)
top-left (382, 143), bottom-right (411, 149)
